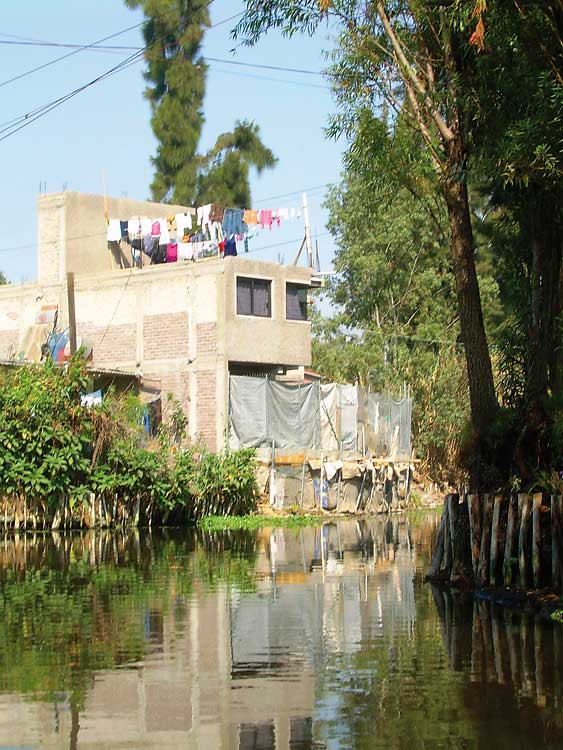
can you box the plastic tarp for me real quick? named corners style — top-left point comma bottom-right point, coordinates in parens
top-left (229, 375), bottom-right (320, 450)
top-left (229, 375), bottom-right (268, 449)
top-left (368, 393), bottom-right (412, 459)
top-left (320, 383), bottom-right (339, 451)
top-left (339, 384), bottom-right (358, 451)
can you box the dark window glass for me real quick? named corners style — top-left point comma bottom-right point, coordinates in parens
top-left (236, 277), bottom-right (253, 315)
top-left (286, 283), bottom-right (308, 321)
top-left (237, 277), bottom-right (271, 317)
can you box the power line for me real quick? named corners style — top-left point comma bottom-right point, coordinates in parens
top-left (0, 0), bottom-right (225, 143)
top-left (0, 3), bottom-right (242, 90)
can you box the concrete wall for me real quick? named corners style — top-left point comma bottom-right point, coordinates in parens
top-left (38, 191), bottom-right (194, 285)
top-left (0, 192), bottom-right (314, 452)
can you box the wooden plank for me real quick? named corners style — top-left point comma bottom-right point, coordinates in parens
top-left (551, 495), bottom-right (563, 593)
top-left (532, 493), bottom-right (542, 588)
top-left (503, 493), bottom-right (518, 586)
top-left (490, 494), bottom-right (503, 586)
top-left (477, 493), bottom-right (494, 587)
top-left (467, 493), bottom-right (482, 581)
top-left (518, 494), bottom-right (532, 588)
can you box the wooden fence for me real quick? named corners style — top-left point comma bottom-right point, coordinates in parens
top-left (428, 493), bottom-right (563, 591)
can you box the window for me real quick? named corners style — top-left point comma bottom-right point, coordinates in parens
top-left (286, 283), bottom-right (309, 321)
top-left (237, 277), bottom-right (271, 317)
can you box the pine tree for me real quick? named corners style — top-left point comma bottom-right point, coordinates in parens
top-left (126, 0), bottom-right (276, 207)
top-left (125, 0), bottom-right (209, 204)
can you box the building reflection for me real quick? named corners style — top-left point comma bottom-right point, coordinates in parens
top-left (0, 516), bottom-right (435, 749)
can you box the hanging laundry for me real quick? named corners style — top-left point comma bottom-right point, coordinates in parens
top-left (243, 209), bottom-right (259, 226)
top-left (159, 222), bottom-right (171, 245)
top-left (119, 220), bottom-right (129, 239)
top-left (197, 203), bottom-right (212, 232)
top-left (223, 208), bottom-right (247, 237)
top-left (259, 209), bottom-right (273, 230)
top-left (140, 217), bottom-right (152, 236)
top-left (128, 217), bottom-right (141, 237)
top-left (177, 241), bottom-right (193, 261)
top-left (210, 204), bottom-right (225, 223)
top-left (175, 212), bottom-right (192, 236)
top-left (142, 235), bottom-right (157, 258)
top-left (224, 237), bottom-right (237, 257)
top-left (166, 241), bottom-right (178, 263)
top-left (151, 220), bottom-right (161, 237)
top-left (107, 219), bottom-right (122, 242)
top-left (290, 207), bottom-right (296, 220)
top-left (276, 207), bottom-right (289, 221)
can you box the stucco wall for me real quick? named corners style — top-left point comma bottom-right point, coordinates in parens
top-left (223, 257), bottom-right (312, 367)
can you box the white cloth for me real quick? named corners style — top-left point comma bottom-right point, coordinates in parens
top-left (107, 219), bottom-right (121, 242)
top-left (140, 217), bottom-right (152, 236)
top-left (159, 222), bottom-right (171, 245)
top-left (128, 217), bottom-right (141, 237)
top-left (275, 207), bottom-right (289, 221)
top-left (176, 212), bottom-right (192, 237)
top-left (197, 203), bottom-right (212, 232)
top-left (178, 242), bottom-right (193, 261)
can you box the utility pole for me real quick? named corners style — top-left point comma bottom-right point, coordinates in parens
top-left (302, 192), bottom-right (314, 268)
top-left (66, 271), bottom-right (77, 356)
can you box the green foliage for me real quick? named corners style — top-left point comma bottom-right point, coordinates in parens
top-left (0, 360), bottom-right (258, 524)
top-left (125, 1), bottom-right (276, 206)
top-left (197, 513), bottom-right (324, 531)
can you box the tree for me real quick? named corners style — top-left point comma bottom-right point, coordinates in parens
top-left (124, 0), bottom-right (210, 204)
top-left (126, 0), bottom-right (276, 207)
top-left (0, 272), bottom-right (7, 285)
top-left (235, 0), bottom-right (499, 485)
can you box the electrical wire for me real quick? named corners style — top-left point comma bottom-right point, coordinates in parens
top-left (0, 0), bottom-right (224, 143)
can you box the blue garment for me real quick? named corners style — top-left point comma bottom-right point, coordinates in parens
top-left (224, 237), bottom-right (237, 257)
top-left (222, 208), bottom-right (247, 237)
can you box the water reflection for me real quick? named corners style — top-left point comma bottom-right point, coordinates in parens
top-left (0, 515), bottom-right (560, 749)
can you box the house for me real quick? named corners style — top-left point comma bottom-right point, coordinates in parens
top-left (0, 191), bottom-right (316, 451)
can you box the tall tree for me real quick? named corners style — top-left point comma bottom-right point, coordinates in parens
top-left (126, 0), bottom-right (277, 207)
top-left (125, 0), bottom-right (210, 204)
top-left (235, 0), bottom-right (499, 486)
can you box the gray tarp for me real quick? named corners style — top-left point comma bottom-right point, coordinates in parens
top-left (229, 375), bottom-right (320, 450)
top-left (368, 393), bottom-right (412, 459)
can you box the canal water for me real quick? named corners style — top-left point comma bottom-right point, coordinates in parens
top-left (0, 512), bottom-right (562, 749)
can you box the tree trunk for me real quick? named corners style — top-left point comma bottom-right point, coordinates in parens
top-left (443, 137), bottom-right (498, 486)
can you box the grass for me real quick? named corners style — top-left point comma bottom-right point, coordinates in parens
top-left (197, 513), bottom-right (326, 531)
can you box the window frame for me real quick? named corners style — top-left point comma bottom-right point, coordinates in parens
top-left (236, 275), bottom-right (272, 318)
top-left (285, 282), bottom-right (309, 322)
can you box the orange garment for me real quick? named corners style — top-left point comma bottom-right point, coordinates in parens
top-left (243, 209), bottom-right (259, 225)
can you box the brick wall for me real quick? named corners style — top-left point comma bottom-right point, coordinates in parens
top-left (78, 322), bottom-right (137, 367)
top-left (144, 312), bottom-right (189, 360)
top-left (196, 322), bottom-right (216, 355)
top-left (196, 370), bottom-right (217, 451)
top-left (159, 370), bottom-right (190, 418)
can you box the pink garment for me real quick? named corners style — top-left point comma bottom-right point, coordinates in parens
top-left (166, 242), bottom-right (178, 263)
top-left (151, 221), bottom-right (161, 237)
top-left (259, 209), bottom-right (273, 230)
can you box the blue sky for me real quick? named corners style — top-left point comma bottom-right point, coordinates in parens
top-left (0, 1), bottom-right (345, 283)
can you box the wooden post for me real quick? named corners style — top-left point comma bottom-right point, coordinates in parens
top-left (428, 500), bottom-right (447, 577)
top-left (551, 495), bottom-right (563, 593)
top-left (518, 494), bottom-right (532, 588)
top-left (477, 493), bottom-right (494, 587)
top-left (443, 495), bottom-right (453, 575)
top-left (490, 494), bottom-right (503, 586)
top-left (467, 493), bottom-right (481, 581)
top-left (503, 493), bottom-right (518, 586)
top-left (532, 493), bottom-right (542, 588)
top-left (66, 271), bottom-right (77, 356)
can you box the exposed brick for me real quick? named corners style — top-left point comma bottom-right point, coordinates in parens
top-left (144, 312), bottom-right (189, 360)
top-left (196, 371), bottom-right (217, 451)
top-left (196, 322), bottom-right (216, 356)
top-left (78, 322), bottom-right (136, 367)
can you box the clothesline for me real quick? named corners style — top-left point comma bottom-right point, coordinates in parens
top-left (106, 201), bottom-right (303, 267)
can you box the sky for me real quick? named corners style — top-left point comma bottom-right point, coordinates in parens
top-left (0, 1), bottom-right (346, 284)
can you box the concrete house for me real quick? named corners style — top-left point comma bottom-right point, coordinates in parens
top-left (0, 192), bottom-right (316, 450)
